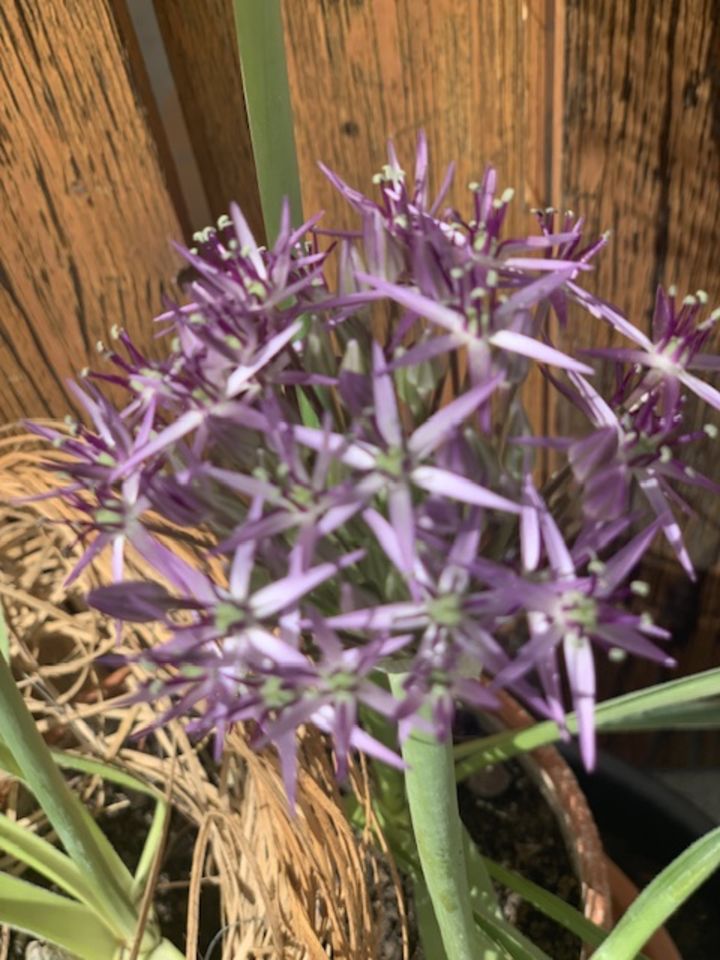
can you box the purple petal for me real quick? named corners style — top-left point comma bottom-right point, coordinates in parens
top-left (568, 282), bottom-right (653, 350)
top-left (592, 625), bottom-right (675, 666)
top-left (581, 346), bottom-right (659, 366)
top-left (599, 522), bottom-right (661, 593)
top-left (520, 500), bottom-right (540, 572)
top-left (494, 266), bottom-right (580, 320)
top-left (317, 498), bottom-right (367, 536)
top-left (326, 602), bottom-right (426, 632)
top-left (539, 508), bottom-right (575, 578)
top-left (292, 425), bottom-right (377, 471)
top-left (226, 321), bottom-right (301, 397)
top-left (363, 507), bottom-right (409, 575)
top-left (494, 619), bottom-right (563, 686)
top-left (429, 161), bottom-right (456, 215)
top-left (638, 473), bottom-right (695, 579)
top-left (503, 257), bottom-right (591, 272)
top-left (385, 334), bottom-right (463, 371)
top-left (229, 202), bottom-right (266, 278)
top-left (687, 353), bottom-right (720, 372)
top-left (440, 515), bottom-right (482, 592)
top-left (131, 527), bottom-right (217, 601)
top-left (355, 275), bottom-right (465, 334)
top-left (202, 465), bottom-right (277, 500)
top-left (389, 484), bottom-right (416, 574)
top-left (348, 727), bottom-right (405, 769)
top-left (113, 410), bottom-right (203, 477)
top-left (563, 636), bottom-right (596, 770)
top-left (489, 330), bottom-right (593, 374)
top-left (230, 497), bottom-right (264, 598)
top-left (412, 466), bottom-right (520, 514)
top-left (409, 375), bottom-right (501, 459)
top-left (680, 371), bottom-right (720, 411)
top-left (89, 581), bottom-right (198, 622)
top-left (250, 549), bottom-right (365, 618)
top-left (569, 428), bottom-right (619, 483)
top-left (372, 341), bottom-right (402, 446)
top-left (319, 162), bottom-right (369, 210)
top-left (245, 627), bottom-right (309, 669)
top-left (275, 730), bottom-right (298, 813)
top-left (566, 373), bottom-right (617, 429)
top-left (65, 533), bottom-right (111, 586)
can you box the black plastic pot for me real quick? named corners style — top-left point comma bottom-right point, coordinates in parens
top-left (559, 747), bottom-right (720, 959)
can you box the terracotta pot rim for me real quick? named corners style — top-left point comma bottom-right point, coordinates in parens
top-left (491, 692), bottom-right (612, 935)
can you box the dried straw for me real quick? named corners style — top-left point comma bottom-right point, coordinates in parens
top-left (0, 424), bottom-right (407, 959)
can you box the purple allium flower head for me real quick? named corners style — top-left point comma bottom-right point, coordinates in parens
top-left (583, 285), bottom-right (720, 415)
top-left (561, 358), bottom-right (720, 578)
top-left (483, 521), bottom-right (675, 767)
top-left (32, 136), bottom-right (720, 800)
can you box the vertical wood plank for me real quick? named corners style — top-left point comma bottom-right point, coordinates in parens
top-left (282, 0), bottom-right (556, 236)
top-left (0, 0), bottom-right (184, 419)
top-left (282, 0), bottom-right (560, 444)
top-left (152, 0), bottom-right (263, 237)
top-left (562, 3), bottom-right (720, 558)
top-left (564, 0), bottom-right (720, 762)
top-left (563, 1), bottom-right (720, 325)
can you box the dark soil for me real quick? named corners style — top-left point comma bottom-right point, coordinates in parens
top-left (452, 708), bottom-right (584, 959)
top-left (458, 761), bottom-right (583, 960)
top-left (98, 796), bottom-right (222, 956)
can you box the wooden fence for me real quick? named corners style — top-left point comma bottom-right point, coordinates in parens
top-left (1, 0), bottom-right (719, 762)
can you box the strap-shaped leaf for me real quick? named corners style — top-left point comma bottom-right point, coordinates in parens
top-left (132, 798), bottom-right (169, 898)
top-left (233, 0), bottom-right (303, 234)
top-left (0, 652), bottom-right (138, 938)
top-left (0, 812), bottom-right (119, 930)
top-left (481, 857), bottom-right (650, 960)
top-left (0, 873), bottom-right (119, 960)
top-left (0, 740), bottom-right (139, 895)
top-left (591, 826), bottom-right (720, 960)
top-left (455, 667), bottom-right (720, 777)
top-left (48, 750), bottom-right (164, 800)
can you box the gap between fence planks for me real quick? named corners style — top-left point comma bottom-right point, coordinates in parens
top-left (0, 0), bottom-right (185, 420)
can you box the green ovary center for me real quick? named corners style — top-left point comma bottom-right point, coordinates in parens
top-left (562, 591), bottom-right (598, 630)
top-left (376, 447), bottom-right (406, 478)
top-left (428, 594), bottom-right (463, 628)
top-left (214, 602), bottom-right (247, 633)
top-left (261, 676), bottom-right (296, 710)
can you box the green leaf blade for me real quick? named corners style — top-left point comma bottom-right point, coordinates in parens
top-left (0, 812), bottom-right (121, 931)
top-left (233, 0), bottom-right (303, 236)
top-left (455, 668), bottom-right (720, 779)
top-left (591, 826), bottom-right (720, 960)
top-left (0, 873), bottom-right (120, 960)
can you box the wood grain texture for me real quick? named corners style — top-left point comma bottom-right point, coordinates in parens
top-left (283, 0), bottom-right (557, 234)
top-left (282, 0), bottom-right (560, 442)
top-left (560, 0), bottom-right (720, 560)
top-left (563, 0), bottom-right (720, 323)
top-left (153, 0), bottom-right (263, 237)
top-left (562, 1), bottom-right (720, 765)
top-left (0, 0), bottom-right (184, 419)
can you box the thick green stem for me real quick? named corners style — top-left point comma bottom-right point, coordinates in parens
top-left (388, 675), bottom-right (499, 960)
top-left (0, 654), bottom-right (150, 948)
